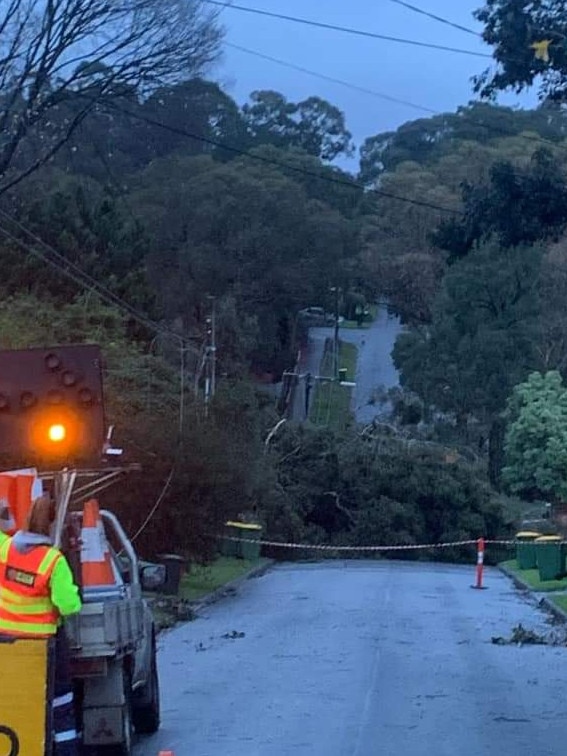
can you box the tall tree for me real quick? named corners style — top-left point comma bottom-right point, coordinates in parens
top-left (0, 0), bottom-right (222, 193)
top-left (132, 152), bottom-right (358, 375)
top-left (393, 241), bottom-right (543, 423)
top-left (359, 103), bottom-right (567, 186)
top-left (433, 149), bottom-right (567, 262)
top-left (242, 90), bottom-right (354, 161)
top-left (139, 79), bottom-right (248, 161)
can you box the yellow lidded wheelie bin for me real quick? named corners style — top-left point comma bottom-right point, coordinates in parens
top-left (535, 535), bottom-right (565, 581)
top-left (224, 521), bottom-right (263, 560)
top-left (515, 531), bottom-right (541, 570)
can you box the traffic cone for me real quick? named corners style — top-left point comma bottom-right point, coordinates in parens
top-left (0, 475), bottom-right (17, 535)
top-left (14, 474), bottom-right (35, 531)
top-left (80, 499), bottom-right (116, 589)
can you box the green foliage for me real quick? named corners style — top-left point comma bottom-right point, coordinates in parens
top-left (140, 79), bottom-right (248, 162)
top-left (434, 149), bottom-right (567, 261)
top-left (503, 371), bottom-right (567, 501)
top-left (359, 103), bottom-right (567, 184)
top-left (3, 171), bottom-right (154, 315)
top-left (0, 0), bottom-right (223, 192)
top-left (359, 103), bottom-right (567, 324)
top-left (393, 242), bottom-right (542, 420)
top-left (131, 378), bottom-right (280, 560)
top-left (3, 68), bottom-right (558, 561)
top-left (265, 425), bottom-right (510, 552)
top-left (180, 557), bottom-right (265, 601)
top-left (474, 1), bottom-right (567, 101)
top-left (132, 151), bottom-right (360, 375)
top-left (242, 90), bottom-right (354, 161)
top-left (308, 340), bottom-right (356, 431)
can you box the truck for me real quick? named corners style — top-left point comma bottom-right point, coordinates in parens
top-left (1, 466), bottom-right (165, 755)
top-left (0, 345), bottom-right (166, 755)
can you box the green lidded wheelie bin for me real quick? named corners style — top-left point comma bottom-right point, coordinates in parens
top-left (224, 521), bottom-right (263, 560)
top-left (535, 535), bottom-right (565, 581)
top-left (515, 531), bottom-right (541, 570)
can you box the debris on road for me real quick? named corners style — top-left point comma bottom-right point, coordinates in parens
top-left (491, 622), bottom-right (566, 646)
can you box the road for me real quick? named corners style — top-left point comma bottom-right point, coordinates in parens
top-left (135, 562), bottom-right (567, 756)
top-left (295, 307), bottom-right (403, 424)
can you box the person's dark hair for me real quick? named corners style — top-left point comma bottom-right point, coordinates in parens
top-left (25, 495), bottom-right (55, 536)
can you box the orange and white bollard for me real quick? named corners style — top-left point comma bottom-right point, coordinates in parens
top-left (472, 537), bottom-right (486, 589)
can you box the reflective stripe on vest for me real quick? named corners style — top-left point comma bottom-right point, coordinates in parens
top-left (0, 539), bottom-right (61, 637)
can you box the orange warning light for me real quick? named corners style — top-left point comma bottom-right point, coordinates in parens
top-left (47, 423), bottom-right (66, 443)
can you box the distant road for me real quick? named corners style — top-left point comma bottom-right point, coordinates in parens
top-left (135, 561), bottom-right (567, 756)
top-left (295, 306), bottom-right (403, 424)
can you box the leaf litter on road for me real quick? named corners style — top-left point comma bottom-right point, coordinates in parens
top-left (491, 622), bottom-right (567, 647)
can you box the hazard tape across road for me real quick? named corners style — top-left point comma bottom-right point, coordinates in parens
top-left (219, 535), bottom-right (520, 552)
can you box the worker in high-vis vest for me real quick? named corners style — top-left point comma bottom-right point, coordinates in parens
top-left (0, 494), bottom-right (82, 756)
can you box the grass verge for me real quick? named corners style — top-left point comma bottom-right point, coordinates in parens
top-left (341, 341), bottom-right (357, 380)
top-left (309, 340), bottom-right (357, 430)
top-left (341, 304), bottom-right (379, 330)
top-left (550, 595), bottom-right (567, 613)
top-left (180, 556), bottom-right (267, 601)
top-left (150, 556), bottom-right (269, 631)
top-left (501, 559), bottom-right (567, 592)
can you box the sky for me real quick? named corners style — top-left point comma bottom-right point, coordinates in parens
top-left (210, 0), bottom-right (537, 167)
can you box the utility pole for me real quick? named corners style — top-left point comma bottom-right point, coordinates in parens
top-left (331, 285), bottom-right (341, 380)
top-left (210, 295), bottom-right (217, 399)
top-left (204, 296), bottom-right (217, 416)
top-left (179, 345), bottom-right (185, 437)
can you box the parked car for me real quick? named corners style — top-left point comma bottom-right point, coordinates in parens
top-left (298, 307), bottom-right (343, 326)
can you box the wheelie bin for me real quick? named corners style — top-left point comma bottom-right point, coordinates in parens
top-left (515, 531), bottom-right (540, 570)
top-left (223, 521), bottom-right (263, 560)
top-left (535, 535), bottom-right (565, 581)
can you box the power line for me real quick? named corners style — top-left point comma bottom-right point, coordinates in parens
top-left (204, 0), bottom-right (490, 58)
top-left (107, 103), bottom-right (463, 215)
top-left (387, 0), bottom-right (480, 37)
top-left (0, 209), bottom-right (200, 353)
top-left (227, 42), bottom-right (567, 155)
top-left (226, 43), bottom-right (438, 115)
top-left (130, 465), bottom-right (176, 543)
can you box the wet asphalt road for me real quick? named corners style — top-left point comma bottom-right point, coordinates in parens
top-left (135, 562), bottom-right (567, 756)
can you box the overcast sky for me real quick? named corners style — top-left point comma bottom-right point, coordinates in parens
top-left (212, 0), bottom-right (537, 166)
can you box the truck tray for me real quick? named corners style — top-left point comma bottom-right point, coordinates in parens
top-left (66, 595), bottom-right (144, 659)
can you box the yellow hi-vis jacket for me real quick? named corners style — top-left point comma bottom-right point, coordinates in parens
top-left (0, 530), bottom-right (81, 637)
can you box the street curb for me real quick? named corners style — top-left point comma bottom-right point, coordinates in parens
top-left (152, 560), bottom-right (276, 634)
top-left (189, 559), bottom-right (275, 614)
top-left (499, 564), bottom-right (567, 624)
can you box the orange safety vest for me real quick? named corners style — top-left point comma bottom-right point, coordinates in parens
top-left (0, 539), bottom-right (62, 637)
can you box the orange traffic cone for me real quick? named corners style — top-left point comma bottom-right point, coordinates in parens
top-left (0, 475), bottom-right (17, 535)
top-left (81, 499), bottom-right (116, 589)
top-left (14, 474), bottom-right (34, 531)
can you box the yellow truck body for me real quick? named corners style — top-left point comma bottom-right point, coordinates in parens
top-left (0, 638), bottom-right (52, 756)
